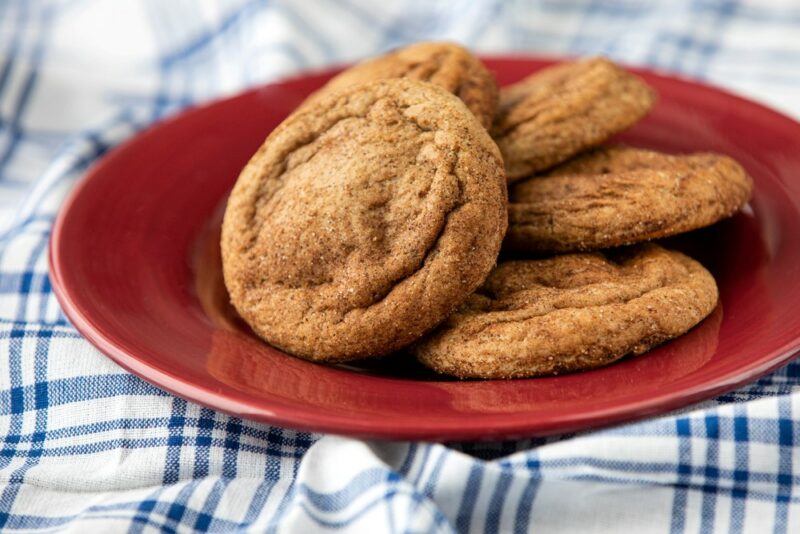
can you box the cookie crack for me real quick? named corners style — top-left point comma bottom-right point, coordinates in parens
top-left (245, 110), bottom-right (374, 243)
top-left (468, 273), bottom-right (691, 335)
top-left (493, 71), bottom-right (602, 138)
top-left (327, 148), bottom-right (467, 321)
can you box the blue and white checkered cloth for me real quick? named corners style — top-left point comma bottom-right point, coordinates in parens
top-left (1, 1), bottom-right (799, 532)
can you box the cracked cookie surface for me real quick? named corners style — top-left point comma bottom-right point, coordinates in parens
top-left (221, 79), bottom-right (508, 362)
top-left (506, 146), bottom-right (753, 253)
top-left (302, 41), bottom-right (498, 129)
top-left (492, 57), bottom-right (656, 181)
top-left (413, 244), bottom-right (718, 378)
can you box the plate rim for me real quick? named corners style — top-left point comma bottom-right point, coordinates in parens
top-left (49, 55), bottom-right (800, 440)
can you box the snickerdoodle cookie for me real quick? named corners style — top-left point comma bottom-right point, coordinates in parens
top-left (413, 244), bottom-right (718, 378)
top-left (505, 146), bottom-right (753, 253)
top-left (492, 57), bottom-right (656, 181)
top-left (302, 41), bottom-right (498, 129)
top-left (221, 79), bottom-right (507, 362)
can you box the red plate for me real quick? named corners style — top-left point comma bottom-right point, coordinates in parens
top-left (50, 57), bottom-right (800, 440)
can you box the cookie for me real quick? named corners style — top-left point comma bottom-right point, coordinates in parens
top-left (506, 146), bottom-right (753, 253)
top-left (221, 78), bottom-right (508, 362)
top-left (492, 57), bottom-right (656, 181)
top-left (447, 306), bottom-right (722, 412)
top-left (302, 41), bottom-right (498, 129)
top-left (413, 244), bottom-right (718, 379)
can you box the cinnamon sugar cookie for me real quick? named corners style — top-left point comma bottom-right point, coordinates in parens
top-left (492, 57), bottom-right (656, 181)
top-left (413, 244), bottom-right (718, 379)
top-left (302, 41), bottom-right (498, 129)
top-left (506, 146), bottom-right (753, 253)
top-left (221, 79), bottom-right (507, 362)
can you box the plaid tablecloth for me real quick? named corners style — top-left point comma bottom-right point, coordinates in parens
top-left (1, 1), bottom-right (799, 532)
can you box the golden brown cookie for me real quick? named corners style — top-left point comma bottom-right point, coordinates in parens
top-left (302, 41), bottom-right (498, 129)
top-left (413, 244), bottom-right (718, 379)
top-left (221, 79), bottom-right (508, 363)
top-left (505, 146), bottom-right (753, 253)
top-left (492, 57), bottom-right (656, 181)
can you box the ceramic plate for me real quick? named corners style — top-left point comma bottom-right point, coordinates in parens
top-left (50, 57), bottom-right (800, 440)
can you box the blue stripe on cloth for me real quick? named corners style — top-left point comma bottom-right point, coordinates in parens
top-left (455, 463), bottom-right (484, 532)
top-left (192, 408), bottom-right (215, 478)
top-left (384, 483), bottom-right (397, 534)
top-left (296, 490), bottom-right (407, 529)
top-left (0, 2), bottom-right (26, 106)
top-left (485, 470), bottom-right (513, 534)
top-left (0, 434), bottom-right (307, 460)
top-left (671, 417), bottom-right (693, 534)
top-left (164, 398), bottom-right (189, 485)
top-left (0, 2), bottom-right (24, 113)
top-left (729, 405), bottom-right (750, 534)
top-left (0, 328), bottom-right (50, 528)
top-left (129, 492), bottom-right (165, 534)
top-left (162, 398), bottom-right (192, 529)
top-left (0, 325), bottom-right (78, 339)
top-left (296, 474), bottom-right (452, 532)
top-left (300, 468), bottom-right (390, 511)
top-left (0, 4), bottom-right (53, 179)
top-left (194, 482), bottom-right (224, 531)
top-left (164, 480), bottom-right (202, 531)
top-left (118, 499), bottom-right (242, 532)
top-left (534, 455), bottom-right (797, 483)
top-left (398, 442), bottom-right (417, 475)
top-left (407, 443), bottom-right (435, 524)
top-left (0, 375), bottom-right (167, 415)
top-left (514, 456), bottom-right (541, 532)
top-left (0, 325), bottom-right (26, 477)
top-left (700, 414), bottom-right (721, 532)
top-left (266, 472), bottom-right (298, 534)
top-left (264, 432), bottom-right (314, 532)
top-left (236, 428), bottom-right (285, 529)
top-left (422, 448), bottom-right (447, 499)
top-left (773, 397), bottom-right (794, 534)
top-left (13, 239), bottom-right (46, 321)
top-left (158, 0), bottom-right (273, 68)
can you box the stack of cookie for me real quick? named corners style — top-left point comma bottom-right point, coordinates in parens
top-left (221, 42), bottom-right (752, 379)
